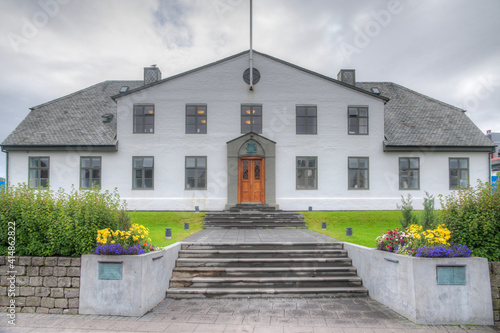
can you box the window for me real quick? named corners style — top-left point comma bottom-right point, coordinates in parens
top-left (186, 157), bottom-right (207, 190)
top-left (133, 157), bottom-right (154, 189)
top-left (449, 158), bottom-right (469, 189)
top-left (133, 104), bottom-right (154, 133)
top-left (296, 106), bottom-right (317, 134)
top-left (296, 157), bottom-right (317, 190)
top-left (186, 104), bottom-right (207, 134)
top-left (241, 105), bottom-right (262, 134)
top-left (348, 106), bottom-right (368, 135)
top-left (399, 157), bottom-right (419, 190)
top-left (80, 157), bottom-right (101, 189)
top-left (348, 157), bottom-right (369, 189)
top-left (29, 157), bottom-right (49, 188)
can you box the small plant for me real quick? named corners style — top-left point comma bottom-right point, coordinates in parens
top-left (93, 244), bottom-right (146, 255)
top-left (397, 194), bottom-right (418, 229)
top-left (421, 191), bottom-right (438, 230)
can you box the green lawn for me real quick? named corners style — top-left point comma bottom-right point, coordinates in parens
top-left (128, 212), bottom-right (204, 247)
top-left (302, 211), bottom-right (402, 247)
top-left (128, 211), bottom-right (404, 248)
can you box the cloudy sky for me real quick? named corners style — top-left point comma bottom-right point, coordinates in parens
top-left (0, 0), bottom-right (499, 179)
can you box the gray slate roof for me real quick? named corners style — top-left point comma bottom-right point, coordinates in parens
top-left (1, 53), bottom-right (494, 152)
top-left (2, 80), bottom-right (142, 148)
top-left (356, 82), bottom-right (494, 149)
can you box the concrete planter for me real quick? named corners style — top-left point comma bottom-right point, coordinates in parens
top-left (79, 243), bottom-right (181, 316)
top-left (343, 242), bottom-right (494, 325)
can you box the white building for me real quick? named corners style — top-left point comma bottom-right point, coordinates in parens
top-left (1, 50), bottom-right (494, 210)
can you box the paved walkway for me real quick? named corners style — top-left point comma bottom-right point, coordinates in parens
top-left (4, 297), bottom-right (498, 332)
top-left (183, 229), bottom-right (340, 243)
top-left (3, 229), bottom-right (498, 332)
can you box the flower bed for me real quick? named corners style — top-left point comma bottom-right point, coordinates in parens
top-left (376, 224), bottom-right (471, 258)
top-left (93, 223), bottom-right (155, 255)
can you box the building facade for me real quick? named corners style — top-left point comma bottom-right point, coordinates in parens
top-left (2, 51), bottom-right (495, 210)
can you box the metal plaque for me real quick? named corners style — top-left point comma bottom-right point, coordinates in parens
top-left (436, 266), bottom-right (466, 285)
top-left (98, 262), bottom-right (123, 280)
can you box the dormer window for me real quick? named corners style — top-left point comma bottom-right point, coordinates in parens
top-left (119, 86), bottom-right (129, 93)
top-left (133, 104), bottom-right (155, 133)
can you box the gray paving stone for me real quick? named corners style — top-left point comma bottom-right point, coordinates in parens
top-left (297, 317), bottom-right (327, 327)
top-left (270, 316), bottom-right (297, 326)
top-left (193, 323), bottom-right (226, 332)
top-left (215, 315), bottom-right (244, 325)
top-left (188, 314), bottom-right (218, 324)
top-left (164, 322), bottom-right (197, 333)
top-left (223, 324), bottom-right (255, 333)
top-left (242, 315), bottom-right (271, 326)
top-left (312, 327), bottom-right (345, 333)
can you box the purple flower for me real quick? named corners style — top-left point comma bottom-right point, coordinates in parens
top-left (415, 244), bottom-right (471, 258)
top-left (93, 243), bottom-right (146, 255)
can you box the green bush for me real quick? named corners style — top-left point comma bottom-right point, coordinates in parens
top-left (439, 180), bottom-right (500, 261)
top-left (0, 184), bottom-right (127, 257)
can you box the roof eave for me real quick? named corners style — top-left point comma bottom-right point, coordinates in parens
top-left (383, 143), bottom-right (495, 153)
top-left (1, 144), bottom-right (118, 152)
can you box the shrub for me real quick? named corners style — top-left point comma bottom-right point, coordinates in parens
top-left (0, 184), bottom-right (127, 257)
top-left (397, 194), bottom-right (418, 229)
top-left (440, 180), bottom-right (500, 261)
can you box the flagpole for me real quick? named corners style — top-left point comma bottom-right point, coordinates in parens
top-left (249, 0), bottom-right (253, 90)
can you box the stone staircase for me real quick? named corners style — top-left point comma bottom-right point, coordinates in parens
top-left (203, 204), bottom-right (307, 229)
top-left (166, 242), bottom-right (368, 298)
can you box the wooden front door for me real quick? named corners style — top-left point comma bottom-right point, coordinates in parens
top-left (238, 157), bottom-right (265, 204)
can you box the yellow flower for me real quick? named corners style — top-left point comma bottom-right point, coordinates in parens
top-left (111, 240), bottom-right (115, 244)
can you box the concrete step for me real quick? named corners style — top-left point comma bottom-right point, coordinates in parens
top-left (166, 286), bottom-right (369, 298)
top-left (181, 242), bottom-right (344, 251)
top-left (169, 276), bottom-right (363, 288)
top-left (175, 257), bottom-right (353, 268)
top-left (172, 266), bottom-right (359, 278)
top-left (203, 211), bottom-right (306, 229)
top-left (178, 249), bottom-right (348, 258)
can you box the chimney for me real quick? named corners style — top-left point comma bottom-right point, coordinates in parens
top-left (144, 65), bottom-right (161, 85)
top-left (337, 69), bottom-right (356, 86)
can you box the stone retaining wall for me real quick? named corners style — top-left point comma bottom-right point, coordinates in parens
top-left (0, 256), bottom-right (80, 314)
top-left (491, 262), bottom-right (500, 326)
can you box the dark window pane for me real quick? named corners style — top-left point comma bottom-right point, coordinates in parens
top-left (348, 170), bottom-right (357, 188)
top-left (40, 169), bottom-right (49, 178)
top-left (144, 169), bottom-right (153, 179)
top-left (30, 158), bottom-right (39, 168)
top-left (186, 116), bottom-right (196, 125)
top-left (450, 159), bottom-right (458, 169)
top-left (400, 159), bottom-right (409, 169)
top-left (297, 107), bottom-right (306, 116)
top-left (308, 159), bottom-right (316, 168)
top-left (197, 178), bottom-right (206, 188)
top-left (359, 126), bottom-right (368, 134)
top-left (135, 179), bottom-right (143, 189)
top-left (306, 117), bottom-right (316, 126)
top-left (198, 124), bottom-right (207, 133)
top-left (40, 159), bottom-right (49, 168)
top-left (186, 124), bottom-right (196, 133)
top-left (307, 107), bottom-right (317, 116)
top-left (40, 179), bottom-right (49, 188)
top-left (348, 108), bottom-right (358, 116)
top-left (253, 106), bottom-right (262, 115)
top-left (30, 169), bottom-right (38, 180)
top-left (348, 158), bottom-right (358, 168)
top-left (91, 158), bottom-right (100, 168)
top-left (297, 125), bottom-right (306, 134)
top-left (359, 108), bottom-right (368, 117)
top-left (297, 117), bottom-right (306, 125)
top-left (144, 179), bottom-right (153, 188)
top-left (134, 106), bottom-right (144, 115)
top-left (358, 158), bottom-right (368, 168)
top-left (459, 159), bottom-right (468, 168)
top-left (186, 178), bottom-right (195, 189)
top-left (134, 158), bottom-right (142, 168)
top-left (410, 158), bottom-right (419, 169)
top-left (92, 169), bottom-right (100, 179)
top-left (186, 158), bottom-right (195, 168)
top-left (186, 106), bottom-right (196, 115)
top-left (81, 179), bottom-right (90, 189)
top-left (309, 126), bottom-right (317, 134)
top-left (197, 157), bottom-right (206, 168)
top-left (81, 158), bottom-right (90, 168)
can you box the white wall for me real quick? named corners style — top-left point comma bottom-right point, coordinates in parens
top-left (6, 53), bottom-right (491, 210)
